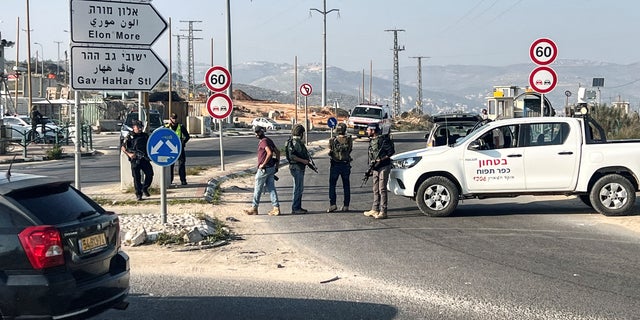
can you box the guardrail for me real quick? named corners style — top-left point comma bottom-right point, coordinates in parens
top-left (0, 124), bottom-right (93, 157)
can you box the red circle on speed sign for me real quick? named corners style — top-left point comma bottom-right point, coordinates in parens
top-left (204, 66), bottom-right (231, 92)
top-left (529, 38), bottom-right (558, 65)
top-left (299, 83), bottom-right (312, 96)
top-left (529, 66), bottom-right (557, 94)
top-left (207, 93), bottom-right (233, 119)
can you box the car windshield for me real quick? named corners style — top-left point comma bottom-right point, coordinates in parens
top-left (351, 107), bottom-right (381, 119)
top-left (454, 121), bottom-right (492, 147)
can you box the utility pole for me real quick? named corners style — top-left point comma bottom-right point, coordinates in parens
top-left (173, 34), bottom-right (187, 95)
top-left (310, 0), bottom-right (339, 109)
top-left (54, 40), bottom-right (62, 79)
top-left (180, 20), bottom-right (202, 100)
top-left (385, 29), bottom-right (404, 117)
top-left (409, 56), bottom-right (429, 114)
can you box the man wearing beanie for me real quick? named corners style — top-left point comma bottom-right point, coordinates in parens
top-left (244, 126), bottom-right (281, 216)
top-left (286, 124), bottom-right (311, 214)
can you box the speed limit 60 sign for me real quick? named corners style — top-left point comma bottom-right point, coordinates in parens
top-left (529, 38), bottom-right (558, 65)
top-left (205, 66), bottom-right (231, 92)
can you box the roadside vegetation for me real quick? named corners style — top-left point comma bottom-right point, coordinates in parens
top-left (589, 105), bottom-right (640, 139)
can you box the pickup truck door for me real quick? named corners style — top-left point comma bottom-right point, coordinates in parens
top-left (522, 122), bottom-right (580, 190)
top-left (463, 125), bottom-right (526, 192)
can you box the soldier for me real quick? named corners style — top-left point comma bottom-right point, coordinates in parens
top-left (286, 124), bottom-right (312, 214)
top-left (363, 123), bottom-right (395, 219)
top-left (327, 123), bottom-right (353, 212)
top-left (121, 121), bottom-right (154, 201)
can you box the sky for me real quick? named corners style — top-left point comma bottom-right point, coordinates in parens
top-left (1, 0), bottom-right (640, 73)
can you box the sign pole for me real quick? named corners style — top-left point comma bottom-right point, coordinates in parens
top-left (219, 120), bottom-right (224, 171)
top-left (161, 167), bottom-right (167, 223)
top-left (541, 93), bottom-right (544, 117)
top-left (304, 95), bottom-right (309, 145)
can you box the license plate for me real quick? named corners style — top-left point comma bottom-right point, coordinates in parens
top-left (359, 130), bottom-right (365, 135)
top-left (79, 233), bottom-right (107, 253)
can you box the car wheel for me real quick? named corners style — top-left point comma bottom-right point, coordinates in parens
top-left (589, 174), bottom-right (636, 216)
top-left (416, 176), bottom-right (459, 217)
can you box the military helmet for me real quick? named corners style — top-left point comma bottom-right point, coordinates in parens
top-left (292, 124), bottom-right (305, 136)
top-left (335, 123), bottom-right (347, 135)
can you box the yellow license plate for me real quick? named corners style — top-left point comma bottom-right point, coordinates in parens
top-left (359, 130), bottom-right (365, 135)
top-left (80, 233), bottom-right (107, 253)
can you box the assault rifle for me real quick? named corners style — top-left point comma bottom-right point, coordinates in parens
top-left (307, 155), bottom-right (319, 173)
top-left (360, 146), bottom-right (383, 187)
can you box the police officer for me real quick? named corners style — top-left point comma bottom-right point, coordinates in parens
top-left (165, 113), bottom-right (190, 185)
top-left (121, 120), bottom-right (154, 200)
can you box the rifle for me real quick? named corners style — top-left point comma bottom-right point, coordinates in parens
top-left (360, 144), bottom-right (384, 187)
top-left (307, 155), bottom-right (319, 173)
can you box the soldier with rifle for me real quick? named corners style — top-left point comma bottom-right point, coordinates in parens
top-left (362, 123), bottom-right (395, 219)
top-left (286, 124), bottom-right (315, 214)
top-left (121, 120), bottom-right (154, 201)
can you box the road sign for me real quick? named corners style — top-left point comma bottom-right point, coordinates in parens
top-left (529, 66), bottom-right (558, 94)
top-left (204, 66), bottom-right (231, 92)
top-left (529, 38), bottom-right (558, 65)
top-left (70, 46), bottom-right (168, 91)
top-left (146, 128), bottom-right (182, 167)
top-left (70, 0), bottom-right (168, 46)
top-left (207, 93), bottom-right (233, 119)
top-left (327, 117), bottom-right (337, 128)
top-left (300, 83), bottom-right (312, 96)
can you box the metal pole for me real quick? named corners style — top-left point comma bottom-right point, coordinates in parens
top-left (310, 1), bottom-right (339, 110)
top-left (54, 41), bottom-right (62, 79)
top-left (25, 0), bottom-right (33, 114)
top-left (304, 95), bottom-right (308, 145)
top-left (74, 90), bottom-right (81, 190)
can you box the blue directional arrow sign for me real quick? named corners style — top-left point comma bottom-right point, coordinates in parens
top-left (327, 117), bottom-right (337, 128)
top-left (146, 128), bottom-right (182, 167)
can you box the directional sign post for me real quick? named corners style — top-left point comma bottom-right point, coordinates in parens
top-left (300, 83), bottom-right (313, 145)
top-left (327, 116), bottom-right (337, 138)
top-left (70, 0), bottom-right (168, 46)
top-left (147, 128), bottom-right (182, 223)
top-left (71, 46), bottom-right (168, 90)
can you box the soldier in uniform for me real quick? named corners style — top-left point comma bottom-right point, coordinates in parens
top-left (363, 123), bottom-right (395, 219)
top-left (121, 120), bottom-right (154, 201)
top-left (327, 123), bottom-right (353, 212)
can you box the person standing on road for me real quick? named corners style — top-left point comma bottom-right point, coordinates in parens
top-left (363, 122), bottom-right (395, 219)
top-left (121, 120), bottom-right (154, 201)
top-left (165, 113), bottom-right (190, 185)
top-left (327, 123), bottom-right (352, 212)
top-left (30, 106), bottom-right (43, 141)
top-left (286, 124), bottom-right (311, 214)
top-left (244, 126), bottom-right (281, 216)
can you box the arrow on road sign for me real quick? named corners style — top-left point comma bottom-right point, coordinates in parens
top-left (71, 0), bottom-right (168, 46)
top-left (147, 128), bottom-right (182, 167)
top-left (71, 46), bottom-right (168, 91)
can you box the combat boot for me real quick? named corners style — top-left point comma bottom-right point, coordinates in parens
top-left (268, 207), bottom-right (280, 216)
top-left (244, 207), bottom-right (258, 215)
top-left (326, 205), bottom-right (338, 213)
top-left (374, 211), bottom-right (388, 219)
top-left (363, 209), bottom-right (379, 217)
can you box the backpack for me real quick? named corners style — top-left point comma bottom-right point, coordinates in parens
top-left (330, 135), bottom-right (352, 162)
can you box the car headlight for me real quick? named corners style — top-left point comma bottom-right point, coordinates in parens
top-left (392, 156), bottom-right (422, 169)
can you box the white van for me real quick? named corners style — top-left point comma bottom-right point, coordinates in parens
top-left (347, 104), bottom-right (392, 137)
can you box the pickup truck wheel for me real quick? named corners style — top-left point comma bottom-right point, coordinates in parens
top-left (589, 174), bottom-right (636, 216)
top-left (416, 176), bottom-right (459, 217)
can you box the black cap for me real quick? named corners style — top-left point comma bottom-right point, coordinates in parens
top-left (254, 125), bottom-right (265, 133)
top-left (132, 120), bottom-right (143, 127)
top-left (170, 113), bottom-right (178, 119)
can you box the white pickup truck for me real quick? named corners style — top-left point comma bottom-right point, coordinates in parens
top-left (389, 114), bottom-right (640, 217)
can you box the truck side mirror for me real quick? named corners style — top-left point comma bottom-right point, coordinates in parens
top-left (468, 140), bottom-right (482, 151)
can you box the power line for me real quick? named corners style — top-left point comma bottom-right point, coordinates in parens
top-left (410, 56), bottom-right (430, 114)
top-left (180, 20), bottom-right (202, 100)
top-left (385, 29), bottom-right (405, 117)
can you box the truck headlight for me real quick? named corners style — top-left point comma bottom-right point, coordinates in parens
top-left (392, 156), bottom-right (421, 169)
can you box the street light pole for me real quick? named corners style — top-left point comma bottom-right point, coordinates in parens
top-left (310, 0), bottom-right (339, 110)
top-left (54, 40), bottom-right (62, 78)
top-left (34, 42), bottom-right (43, 74)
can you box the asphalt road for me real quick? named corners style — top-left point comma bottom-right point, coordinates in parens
top-left (13, 130), bottom-right (640, 319)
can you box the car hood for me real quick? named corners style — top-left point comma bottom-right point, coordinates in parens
top-left (392, 145), bottom-right (451, 160)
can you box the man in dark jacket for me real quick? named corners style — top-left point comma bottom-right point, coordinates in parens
top-left (121, 121), bottom-right (154, 200)
top-left (363, 123), bottom-right (395, 219)
top-left (165, 113), bottom-right (190, 185)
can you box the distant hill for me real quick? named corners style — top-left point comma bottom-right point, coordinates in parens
top-left (190, 60), bottom-right (640, 115)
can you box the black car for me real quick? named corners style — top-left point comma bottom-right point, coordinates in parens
top-left (425, 113), bottom-right (483, 147)
top-left (0, 173), bottom-right (130, 319)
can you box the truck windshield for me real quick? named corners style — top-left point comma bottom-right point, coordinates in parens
top-left (352, 107), bottom-right (381, 119)
top-left (454, 121), bottom-right (492, 146)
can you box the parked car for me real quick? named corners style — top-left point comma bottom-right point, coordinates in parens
top-left (119, 109), bottom-right (163, 146)
top-left (2, 115), bottom-right (65, 143)
top-left (251, 117), bottom-right (282, 131)
top-left (0, 172), bottom-right (130, 319)
top-left (425, 113), bottom-right (483, 147)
